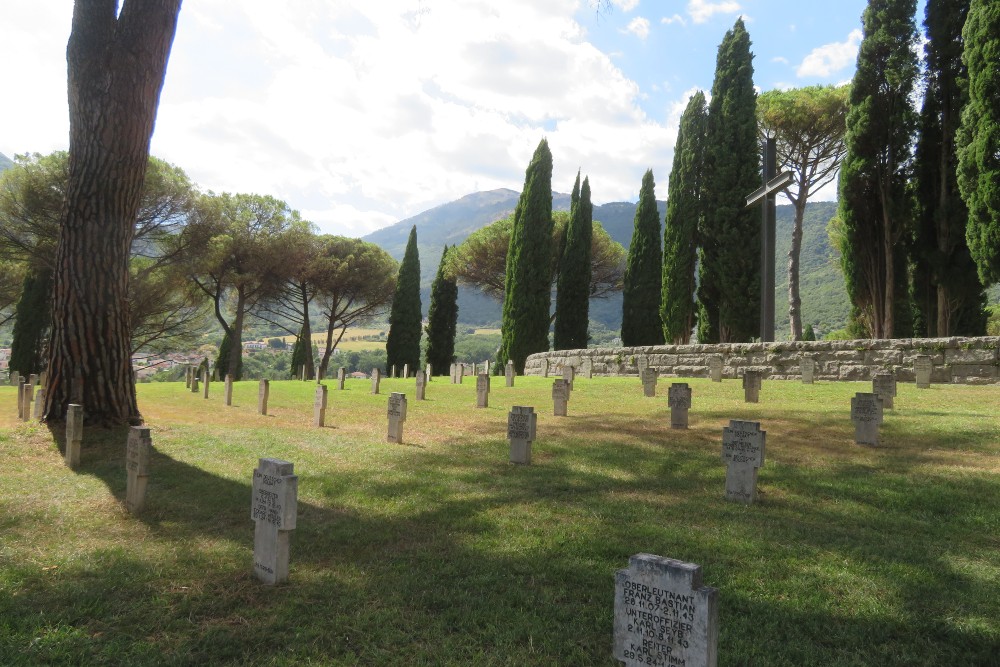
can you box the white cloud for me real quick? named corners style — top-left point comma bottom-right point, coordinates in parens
top-left (687, 0), bottom-right (741, 24)
top-left (797, 28), bottom-right (863, 78)
top-left (771, 56), bottom-right (789, 65)
top-left (622, 16), bottom-right (651, 40)
top-left (611, 0), bottom-right (641, 10)
top-left (661, 14), bottom-right (687, 26)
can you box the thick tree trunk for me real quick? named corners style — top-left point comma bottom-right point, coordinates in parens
top-left (299, 285), bottom-right (314, 380)
top-left (45, 0), bottom-right (181, 426)
top-left (227, 289), bottom-right (247, 380)
top-left (787, 198), bottom-right (807, 340)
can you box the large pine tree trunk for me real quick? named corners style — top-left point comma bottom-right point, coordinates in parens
top-left (45, 1), bottom-right (182, 427)
top-left (787, 198), bottom-right (807, 341)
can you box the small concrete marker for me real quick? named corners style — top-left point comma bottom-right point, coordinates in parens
top-left (800, 356), bottom-right (816, 384)
top-left (709, 355), bottom-right (723, 382)
top-left (507, 406), bottom-right (537, 465)
top-left (66, 404), bottom-right (83, 469)
top-left (476, 373), bottom-right (490, 408)
top-left (914, 355), bottom-right (932, 389)
top-left (337, 367), bottom-right (346, 390)
top-left (258, 379), bottom-right (270, 415)
top-left (505, 360), bottom-right (515, 387)
top-left (552, 379), bottom-right (570, 417)
top-left (224, 374), bottom-right (234, 406)
top-left (668, 383), bottom-right (692, 430)
top-left (371, 368), bottom-right (381, 394)
top-left (851, 392), bottom-right (884, 446)
top-left (251, 458), bottom-right (298, 585)
top-left (641, 368), bottom-right (657, 398)
top-left (721, 419), bottom-right (766, 504)
top-left (125, 426), bottom-right (151, 515)
top-left (387, 392), bottom-right (408, 443)
top-left (415, 370), bottom-right (427, 400)
top-left (872, 371), bottom-right (896, 409)
top-left (742, 369), bottom-right (762, 403)
top-left (314, 384), bottom-right (328, 427)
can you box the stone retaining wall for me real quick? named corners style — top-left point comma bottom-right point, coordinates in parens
top-left (523, 337), bottom-right (1000, 385)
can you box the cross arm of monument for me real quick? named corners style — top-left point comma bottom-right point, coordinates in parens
top-left (746, 170), bottom-right (795, 206)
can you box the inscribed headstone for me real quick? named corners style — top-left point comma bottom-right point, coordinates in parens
top-left (20, 382), bottom-right (32, 422)
top-left (872, 372), bottom-right (896, 409)
top-left (66, 404), bottom-right (83, 469)
top-left (387, 392), bottom-right (408, 443)
top-left (314, 384), bottom-right (328, 427)
top-left (476, 373), bottom-right (490, 408)
top-left (125, 426), bottom-right (151, 515)
top-left (457, 363), bottom-right (465, 384)
top-left (613, 553), bottom-right (719, 667)
top-left (721, 420), bottom-right (766, 504)
top-left (415, 370), bottom-right (427, 400)
top-left (582, 357), bottom-right (593, 379)
top-left (914, 356), bottom-right (932, 389)
top-left (552, 379), bottom-right (570, 417)
top-left (708, 355), bottom-right (723, 382)
top-left (641, 368), bottom-right (657, 398)
top-left (851, 392), bottom-right (883, 446)
top-left (505, 360), bottom-right (515, 387)
top-left (371, 368), bottom-right (381, 394)
top-left (507, 406), bottom-right (537, 465)
top-left (668, 383), bottom-right (692, 430)
top-left (402, 363), bottom-right (409, 379)
top-left (33, 388), bottom-right (45, 419)
top-left (800, 356), bottom-right (816, 384)
top-left (251, 458), bottom-right (298, 585)
top-left (742, 370), bottom-right (762, 403)
top-left (541, 358), bottom-right (549, 378)
top-left (258, 379), bottom-right (269, 415)
top-left (16, 378), bottom-right (25, 419)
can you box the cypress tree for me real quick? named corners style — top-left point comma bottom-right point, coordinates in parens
top-left (215, 330), bottom-right (235, 380)
top-left (385, 225), bottom-right (422, 372)
top-left (425, 245), bottom-right (459, 375)
top-left (289, 325), bottom-right (309, 379)
top-left (697, 18), bottom-right (760, 343)
top-left (662, 91), bottom-right (707, 344)
top-left (838, 0), bottom-right (918, 338)
top-left (497, 139), bottom-right (554, 373)
top-left (911, 0), bottom-right (986, 337)
top-left (9, 268), bottom-right (52, 378)
top-left (554, 173), bottom-right (593, 350)
top-left (621, 169), bottom-right (665, 347)
top-left (957, 0), bottom-right (1000, 285)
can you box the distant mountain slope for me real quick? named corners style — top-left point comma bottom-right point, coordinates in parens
top-left (363, 190), bottom-right (849, 336)
top-left (0, 152), bottom-right (14, 172)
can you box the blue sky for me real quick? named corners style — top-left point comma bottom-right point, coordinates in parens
top-left (0, 1), bottom-right (926, 236)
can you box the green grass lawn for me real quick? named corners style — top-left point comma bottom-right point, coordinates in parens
top-left (1, 376), bottom-right (998, 666)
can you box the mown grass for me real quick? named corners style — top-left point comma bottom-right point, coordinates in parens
top-left (1, 376), bottom-right (998, 666)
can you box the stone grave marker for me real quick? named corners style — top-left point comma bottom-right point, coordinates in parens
top-left (721, 420), bottom-right (766, 504)
top-left (449, 363), bottom-right (456, 384)
top-left (185, 365), bottom-right (192, 389)
top-left (403, 363), bottom-right (409, 379)
top-left (125, 426), bottom-right (151, 515)
top-left (426, 363), bottom-right (432, 380)
top-left (457, 363), bottom-right (465, 384)
top-left (851, 392), bottom-right (884, 446)
top-left (337, 367), bottom-right (346, 390)
top-left (708, 355), bottom-right (723, 382)
top-left (742, 370), bottom-right (762, 403)
top-left (39, 371), bottom-right (47, 387)
top-left (251, 458), bottom-right (298, 585)
top-left (371, 368), bottom-right (382, 394)
top-left (28, 373), bottom-right (38, 387)
top-left (300, 365), bottom-right (307, 381)
top-left (33, 388), bottom-right (45, 419)
top-left (386, 392), bottom-right (408, 443)
top-left (202, 369), bottom-right (210, 399)
top-left (872, 371), bottom-right (896, 409)
top-left (476, 373), bottom-right (490, 408)
top-left (66, 404), bottom-right (83, 469)
top-left (16, 377), bottom-right (25, 419)
top-left (415, 370), bottom-right (427, 400)
top-left (582, 357), bottom-right (593, 379)
top-left (668, 383), bottom-right (692, 430)
top-left (563, 365), bottom-right (575, 391)
top-left (507, 406), bottom-right (537, 465)
top-left (224, 374), bottom-right (234, 406)
top-left (800, 356), bottom-right (816, 384)
top-left (637, 355), bottom-right (649, 376)
top-left (258, 379), bottom-right (270, 415)
top-left (914, 355), bottom-right (932, 389)
top-left (505, 360), bottom-right (515, 387)
top-left (316, 367), bottom-right (325, 382)
top-left (390, 364), bottom-right (396, 379)
top-left (9, 370), bottom-right (19, 386)
top-left (614, 553), bottom-right (719, 667)
top-left (641, 368), bottom-right (657, 398)
top-left (552, 379), bottom-right (570, 417)
top-left (541, 358), bottom-right (549, 378)
top-left (191, 373), bottom-right (199, 394)
top-left (314, 384), bottom-right (328, 427)
top-left (20, 381), bottom-right (32, 422)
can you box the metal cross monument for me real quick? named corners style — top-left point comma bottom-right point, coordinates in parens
top-left (746, 137), bottom-right (794, 342)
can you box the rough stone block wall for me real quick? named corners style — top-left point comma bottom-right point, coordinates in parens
top-left (524, 337), bottom-right (1000, 385)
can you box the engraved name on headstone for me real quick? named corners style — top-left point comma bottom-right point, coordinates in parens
top-left (721, 420), bottom-right (766, 504)
top-left (552, 379), bottom-right (570, 417)
top-left (224, 374), bottom-right (234, 406)
top-left (708, 355), bottom-right (723, 382)
top-left (476, 373), bottom-right (490, 408)
top-left (850, 392), bottom-right (883, 446)
top-left (508, 406), bottom-right (537, 465)
top-left (258, 379), bottom-right (269, 415)
top-left (125, 426), bottom-right (151, 515)
top-left (387, 392), bottom-right (408, 443)
top-left (914, 356), bottom-right (932, 389)
top-left (742, 370), bottom-right (762, 403)
top-left (251, 458), bottom-right (298, 585)
top-left (66, 404), bottom-right (83, 469)
top-left (872, 372), bottom-right (896, 409)
top-left (614, 553), bottom-right (719, 667)
top-left (641, 368), bottom-right (657, 398)
top-left (371, 368), bottom-right (382, 394)
top-left (314, 384), bottom-right (328, 427)
top-left (800, 356), bottom-right (816, 384)
top-left (668, 383), bottom-right (692, 430)
top-left (505, 360), bottom-right (515, 387)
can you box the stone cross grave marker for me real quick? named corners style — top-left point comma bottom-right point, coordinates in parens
top-left (202, 369), bottom-right (210, 399)
top-left (66, 404), bottom-right (83, 469)
top-left (563, 365), bottom-right (575, 391)
top-left (508, 406), bottom-right (537, 465)
top-left (800, 356), bottom-right (816, 384)
top-left (415, 370), bottom-right (427, 400)
top-left (914, 355), bottom-right (932, 389)
top-left (505, 360), bottom-right (515, 387)
top-left (476, 373), bottom-right (490, 408)
top-left (337, 367), bottom-right (346, 390)
top-left (387, 392), bottom-right (408, 443)
top-left (33, 387), bottom-right (45, 419)
top-left (742, 370), bottom-right (762, 403)
top-left (552, 379), bottom-right (570, 417)
top-left (258, 379), bottom-right (269, 415)
top-left (637, 355), bottom-right (649, 376)
top-left (251, 458), bottom-right (298, 585)
top-left (708, 355), bottom-right (723, 382)
top-left (668, 383), bottom-right (692, 430)
top-left (541, 358), bottom-right (549, 378)
top-left (851, 392), bottom-right (883, 445)
top-left (314, 384), bottom-right (328, 427)
top-left (224, 374), bottom-right (234, 406)
top-left (641, 368), bottom-right (657, 398)
top-left (371, 368), bottom-right (381, 394)
top-left (721, 420), bottom-right (766, 504)
top-left (125, 426), bottom-right (151, 515)
top-left (872, 371), bottom-right (896, 409)
top-left (614, 553), bottom-right (719, 667)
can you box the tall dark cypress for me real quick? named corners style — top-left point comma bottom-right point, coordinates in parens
top-left (838, 0), bottom-right (918, 339)
top-left (425, 245), bottom-right (459, 375)
top-left (911, 0), bottom-right (985, 337)
top-left (9, 268), bottom-right (52, 378)
top-left (554, 173), bottom-right (593, 350)
top-left (662, 91), bottom-right (707, 344)
top-left (621, 169), bottom-right (665, 347)
top-left (385, 225), bottom-right (422, 372)
top-left (697, 18), bottom-right (760, 343)
top-left (497, 139), bottom-right (554, 373)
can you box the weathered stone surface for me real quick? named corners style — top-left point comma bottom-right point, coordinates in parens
top-left (126, 427), bottom-right (151, 515)
top-left (641, 368), bottom-right (657, 397)
top-left (251, 458), bottom-right (297, 585)
top-left (872, 373), bottom-right (897, 409)
top-left (800, 356), bottom-right (816, 384)
top-left (944, 347), bottom-right (997, 364)
top-left (415, 370), bottom-right (427, 400)
top-left (721, 420), bottom-right (765, 504)
top-left (65, 404), bottom-right (83, 469)
top-left (914, 356), bottom-right (932, 388)
top-left (742, 370), bottom-right (762, 403)
top-left (258, 379), bottom-right (269, 415)
top-left (508, 406), bottom-right (537, 465)
top-left (851, 392), bottom-right (883, 445)
top-left (224, 375), bottom-right (234, 406)
top-left (314, 384), bottom-right (328, 427)
top-left (505, 360), bottom-right (515, 387)
top-left (371, 368), bottom-right (381, 394)
top-left (552, 379), bottom-right (570, 417)
top-left (668, 383), bottom-right (692, 430)
top-left (614, 554), bottom-right (718, 667)
top-left (387, 392), bottom-right (407, 443)
top-left (476, 373), bottom-right (490, 408)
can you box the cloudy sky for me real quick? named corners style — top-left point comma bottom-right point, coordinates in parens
top-left (0, 1), bottom-right (926, 236)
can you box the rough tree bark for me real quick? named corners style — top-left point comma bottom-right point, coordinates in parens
top-left (45, 0), bottom-right (182, 426)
